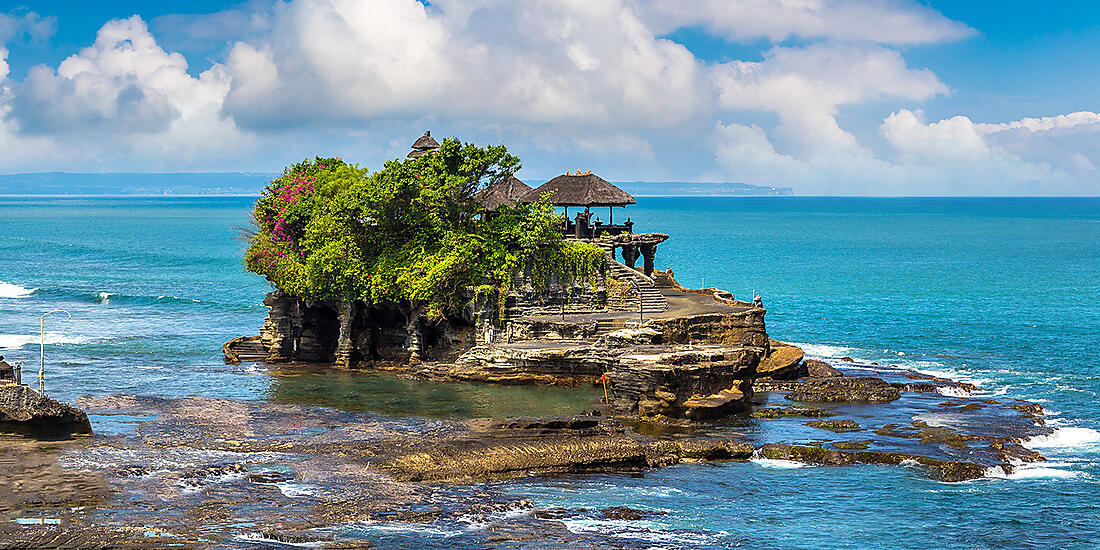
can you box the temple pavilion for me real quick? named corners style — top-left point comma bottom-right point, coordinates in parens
top-left (407, 131), bottom-right (440, 158)
top-left (522, 171), bottom-right (636, 239)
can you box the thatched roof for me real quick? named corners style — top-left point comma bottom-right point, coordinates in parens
top-left (411, 131), bottom-right (439, 150)
top-left (407, 131), bottom-right (440, 158)
top-left (522, 172), bottom-right (635, 207)
top-left (476, 174), bottom-right (533, 211)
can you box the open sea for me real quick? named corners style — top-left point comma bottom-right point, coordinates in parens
top-left (1, 195), bottom-right (1099, 548)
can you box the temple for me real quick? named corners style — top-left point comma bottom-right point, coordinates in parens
top-left (406, 131), bottom-right (440, 158)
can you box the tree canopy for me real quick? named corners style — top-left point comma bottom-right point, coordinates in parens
top-left (244, 137), bottom-right (606, 317)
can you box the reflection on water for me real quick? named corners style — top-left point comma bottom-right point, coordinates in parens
top-left (267, 370), bottom-right (603, 419)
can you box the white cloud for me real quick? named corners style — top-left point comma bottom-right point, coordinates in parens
top-left (0, 16), bottom-right (249, 170)
top-left (712, 43), bottom-right (947, 157)
top-left (638, 0), bottom-right (975, 45)
top-left (0, 10), bottom-right (57, 44)
top-left (221, 0), bottom-right (704, 132)
top-left (976, 111), bottom-right (1100, 134)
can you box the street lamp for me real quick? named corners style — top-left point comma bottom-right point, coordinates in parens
top-left (40, 310), bottom-right (71, 393)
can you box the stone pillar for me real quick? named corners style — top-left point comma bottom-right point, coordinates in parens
top-left (621, 246), bottom-right (638, 268)
top-left (640, 244), bottom-right (656, 277)
top-left (262, 291), bottom-right (299, 362)
top-left (403, 313), bottom-right (423, 361)
top-left (334, 301), bottom-right (357, 368)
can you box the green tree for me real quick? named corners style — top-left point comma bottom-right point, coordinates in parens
top-left (245, 138), bottom-right (605, 317)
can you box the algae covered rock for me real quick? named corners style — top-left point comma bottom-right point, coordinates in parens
top-left (0, 384), bottom-right (92, 438)
top-left (786, 376), bottom-right (901, 403)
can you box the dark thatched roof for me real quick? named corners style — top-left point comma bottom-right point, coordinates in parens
top-left (476, 174), bottom-right (534, 211)
top-left (411, 131), bottom-right (439, 150)
top-left (522, 172), bottom-right (635, 207)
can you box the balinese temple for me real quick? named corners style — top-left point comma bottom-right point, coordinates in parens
top-left (476, 173), bottom-right (534, 211)
top-left (407, 131), bottom-right (440, 158)
top-left (523, 171), bottom-right (636, 238)
top-left (523, 171), bottom-right (666, 276)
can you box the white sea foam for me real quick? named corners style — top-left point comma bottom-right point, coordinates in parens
top-left (0, 333), bottom-right (88, 349)
top-left (96, 292), bottom-right (115, 304)
top-left (0, 281), bottom-right (36, 298)
top-left (936, 386), bottom-right (973, 397)
top-left (1023, 427), bottom-right (1100, 450)
top-left (236, 533), bottom-right (324, 547)
top-left (751, 458), bottom-right (806, 469)
top-left (984, 463), bottom-right (1082, 480)
top-left (276, 482), bottom-right (316, 498)
top-left (561, 517), bottom-right (715, 545)
top-left (789, 342), bottom-right (856, 360)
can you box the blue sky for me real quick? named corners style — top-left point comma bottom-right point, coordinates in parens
top-left (0, 0), bottom-right (1097, 195)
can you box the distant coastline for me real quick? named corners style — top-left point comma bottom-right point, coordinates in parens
top-left (0, 173), bottom-right (795, 197)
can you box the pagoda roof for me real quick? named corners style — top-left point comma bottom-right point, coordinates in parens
top-left (522, 172), bottom-right (635, 207)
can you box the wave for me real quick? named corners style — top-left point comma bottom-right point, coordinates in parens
top-left (984, 462), bottom-right (1082, 480)
top-left (1023, 427), bottom-right (1100, 450)
top-left (0, 333), bottom-right (90, 350)
top-left (750, 458), bottom-right (807, 469)
top-left (0, 281), bottom-right (36, 298)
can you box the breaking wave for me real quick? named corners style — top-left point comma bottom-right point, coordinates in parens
top-left (1023, 427), bottom-right (1100, 450)
top-left (0, 281), bottom-right (36, 298)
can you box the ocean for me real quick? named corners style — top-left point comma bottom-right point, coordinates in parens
top-left (1, 196), bottom-right (1099, 548)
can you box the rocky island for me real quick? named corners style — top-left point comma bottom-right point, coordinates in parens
top-left (223, 134), bottom-right (1050, 483)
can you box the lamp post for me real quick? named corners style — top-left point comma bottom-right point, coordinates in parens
top-left (40, 310), bottom-right (71, 393)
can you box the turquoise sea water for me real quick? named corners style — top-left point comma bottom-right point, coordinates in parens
top-left (1, 196), bottom-right (1099, 548)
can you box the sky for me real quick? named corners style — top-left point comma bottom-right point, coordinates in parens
top-left (0, 1), bottom-right (1098, 196)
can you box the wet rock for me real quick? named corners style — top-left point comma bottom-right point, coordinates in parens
top-left (757, 344), bottom-right (805, 380)
top-left (759, 443), bottom-right (989, 482)
top-left (839, 356), bottom-right (856, 363)
top-left (831, 440), bottom-right (872, 450)
top-left (247, 471), bottom-right (294, 484)
top-left (602, 506), bottom-right (665, 520)
top-left (380, 433), bottom-right (655, 482)
top-left (786, 377), bottom-right (900, 403)
top-left (805, 419), bottom-right (861, 433)
top-left (750, 407), bottom-right (836, 419)
top-left (804, 359), bottom-right (844, 378)
top-left (671, 439), bottom-right (755, 460)
top-left (0, 384), bottom-right (92, 438)
top-left (114, 465), bottom-right (150, 478)
top-left (873, 421), bottom-right (989, 449)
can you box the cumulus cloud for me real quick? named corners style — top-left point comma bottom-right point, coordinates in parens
top-left (0, 16), bottom-right (247, 170)
top-left (638, 0), bottom-right (975, 44)
top-left (0, 10), bottom-right (57, 44)
top-left (712, 43), bottom-right (947, 157)
top-left (222, 0), bottom-right (704, 133)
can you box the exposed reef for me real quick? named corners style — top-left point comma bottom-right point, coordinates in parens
top-left (221, 263), bottom-right (1053, 487)
top-left (0, 383), bottom-right (92, 439)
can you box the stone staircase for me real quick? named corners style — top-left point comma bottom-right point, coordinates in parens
top-left (606, 257), bottom-right (667, 314)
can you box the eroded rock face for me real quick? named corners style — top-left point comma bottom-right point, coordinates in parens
top-left (646, 310), bottom-right (768, 348)
top-left (610, 346), bottom-right (761, 419)
top-left (421, 344), bottom-right (614, 386)
top-left (0, 384), bottom-right (92, 438)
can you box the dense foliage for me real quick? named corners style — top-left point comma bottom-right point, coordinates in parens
top-left (245, 138), bottom-right (607, 317)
